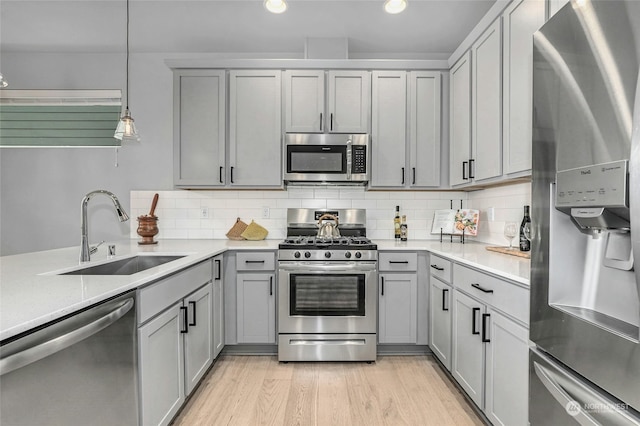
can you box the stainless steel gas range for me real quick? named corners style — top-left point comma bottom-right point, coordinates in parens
top-left (277, 209), bottom-right (377, 362)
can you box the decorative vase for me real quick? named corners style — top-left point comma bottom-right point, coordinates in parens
top-left (137, 216), bottom-right (159, 245)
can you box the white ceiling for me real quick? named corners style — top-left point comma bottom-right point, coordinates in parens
top-left (0, 0), bottom-right (496, 59)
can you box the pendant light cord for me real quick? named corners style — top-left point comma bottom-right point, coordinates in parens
top-left (125, 0), bottom-right (130, 111)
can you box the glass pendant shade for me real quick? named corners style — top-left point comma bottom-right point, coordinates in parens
top-left (264, 0), bottom-right (287, 14)
top-left (0, 73), bottom-right (8, 88)
top-left (114, 108), bottom-right (140, 143)
top-left (384, 0), bottom-right (407, 14)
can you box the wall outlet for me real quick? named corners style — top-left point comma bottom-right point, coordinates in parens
top-left (262, 207), bottom-right (270, 218)
top-left (487, 207), bottom-right (495, 221)
top-left (200, 207), bottom-right (209, 219)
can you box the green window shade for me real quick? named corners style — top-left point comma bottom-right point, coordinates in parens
top-left (0, 105), bottom-right (121, 147)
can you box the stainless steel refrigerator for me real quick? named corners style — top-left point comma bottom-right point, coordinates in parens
top-left (530, 0), bottom-right (640, 424)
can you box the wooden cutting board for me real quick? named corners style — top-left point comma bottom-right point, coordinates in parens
top-left (485, 246), bottom-right (531, 259)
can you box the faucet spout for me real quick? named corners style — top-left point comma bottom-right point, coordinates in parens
top-left (80, 190), bottom-right (130, 262)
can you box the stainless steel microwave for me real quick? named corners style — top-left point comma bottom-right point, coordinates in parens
top-left (284, 133), bottom-right (370, 185)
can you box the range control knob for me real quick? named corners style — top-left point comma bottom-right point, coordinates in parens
top-left (304, 251), bottom-right (311, 259)
top-left (355, 251), bottom-right (362, 259)
top-left (345, 251), bottom-right (352, 259)
top-left (294, 251), bottom-right (301, 259)
top-left (325, 251), bottom-right (332, 259)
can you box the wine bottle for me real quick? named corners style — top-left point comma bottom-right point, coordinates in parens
top-left (400, 215), bottom-right (408, 241)
top-left (519, 205), bottom-right (531, 251)
top-left (394, 206), bottom-right (401, 240)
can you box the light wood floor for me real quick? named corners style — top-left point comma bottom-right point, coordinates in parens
top-left (173, 355), bottom-right (484, 426)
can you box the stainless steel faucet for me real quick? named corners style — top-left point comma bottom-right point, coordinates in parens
top-left (80, 190), bottom-right (129, 262)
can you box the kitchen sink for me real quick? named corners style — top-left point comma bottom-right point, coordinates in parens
top-left (61, 255), bottom-right (186, 275)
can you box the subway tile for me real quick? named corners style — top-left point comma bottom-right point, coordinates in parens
top-left (325, 199), bottom-right (352, 209)
top-left (175, 219), bottom-right (201, 229)
top-left (163, 229), bottom-right (189, 239)
top-left (300, 199), bottom-right (327, 209)
top-left (276, 199), bottom-right (302, 208)
top-left (313, 188), bottom-right (341, 199)
top-left (212, 209), bottom-right (240, 219)
top-left (188, 229), bottom-right (214, 239)
top-left (339, 189), bottom-right (366, 200)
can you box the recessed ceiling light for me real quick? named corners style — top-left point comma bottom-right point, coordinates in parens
top-left (264, 0), bottom-right (287, 14)
top-left (384, 0), bottom-right (407, 14)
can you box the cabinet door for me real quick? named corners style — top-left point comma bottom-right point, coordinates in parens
top-left (503, 0), bottom-right (545, 175)
top-left (173, 70), bottom-right (225, 187)
top-left (327, 70), bottom-right (370, 133)
top-left (138, 303), bottom-right (185, 426)
top-left (449, 52), bottom-right (472, 187)
top-left (409, 71), bottom-right (442, 187)
top-left (452, 290), bottom-right (485, 408)
top-left (229, 70), bottom-right (282, 187)
top-left (485, 309), bottom-right (529, 426)
top-left (284, 70), bottom-right (325, 132)
top-left (370, 71), bottom-right (407, 188)
top-left (378, 273), bottom-right (417, 344)
top-left (472, 18), bottom-right (502, 182)
top-left (236, 273), bottom-right (276, 343)
top-left (213, 255), bottom-right (225, 359)
top-left (429, 277), bottom-right (452, 371)
top-left (183, 284), bottom-right (213, 396)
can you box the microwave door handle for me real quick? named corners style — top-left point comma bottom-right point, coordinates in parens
top-left (346, 139), bottom-right (352, 181)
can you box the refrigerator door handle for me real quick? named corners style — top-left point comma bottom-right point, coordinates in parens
top-left (533, 361), bottom-right (600, 426)
top-left (630, 72), bottom-right (640, 309)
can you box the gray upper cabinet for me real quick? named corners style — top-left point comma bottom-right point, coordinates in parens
top-left (449, 51), bottom-right (472, 187)
top-left (283, 70), bottom-right (325, 132)
top-left (371, 71), bottom-right (442, 188)
top-left (371, 71), bottom-right (407, 187)
top-left (173, 70), bottom-right (226, 187)
top-left (229, 70), bottom-right (282, 187)
top-left (327, 70), bottom-right (371, 133)
top-left (409, 71), bottom-right (442, 187)
top-left (502, 0), bottom-right (545, 175)
top-left (471, 18), bottom-right (503, 183)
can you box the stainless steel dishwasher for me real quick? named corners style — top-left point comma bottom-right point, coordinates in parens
top-left (0, 291), bottom-right (138, 426)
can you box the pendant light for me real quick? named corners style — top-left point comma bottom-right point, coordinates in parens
top-left (264, 0), bottom-right (287, 14)
top-left (0, 73), bottom-right (8, 88)
top-left (384, 0), bottom-right (407, 14)
top-left (114, 0), bottom-right (140, 143)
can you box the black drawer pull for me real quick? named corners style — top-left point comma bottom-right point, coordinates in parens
top-left (462, 161), bottom-right (468, 180)
top-left (401, 167), bottom-right (405, 185)
top-left (469, 159), bottom-right (475, 179)
top-left (230, 166), bottom-right (234, 183)
top-left (482, 313), bottom-right (491, 343)
top-left (472, 307), bottom-right (480, 335)
top-left (389, 260), bottom-right (409, 264)
top-left (180, 306), bottom-right (189, 334)
top-left (412, 167), bottom-right (416, 185)
top-left (381, 277), bottom-right (385, 296)
top-left (430, 264), bottom-right (444, 271)
top-left (188, 301), bottom-right (197, 326)
top-left (471, 283), bottom-right (494, 293)
top-left (269, 276), bottom-right (273, 296)
top-left (442, 288), bottom-right (449, 311)
top-left (219, 166), bottom-right (224, 184)
top-left (245, 260), bottom-right (265, 264)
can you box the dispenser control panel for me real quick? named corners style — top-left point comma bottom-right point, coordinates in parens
top-left (556, 160), bottom-right (628, 208)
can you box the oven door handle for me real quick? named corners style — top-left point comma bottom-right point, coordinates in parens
top-left (278, 262), bottom-right (377, 272)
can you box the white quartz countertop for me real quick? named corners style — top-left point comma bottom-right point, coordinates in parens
top-left (1, 238), bottom-right (528, 341)
top-left (0, 239), bottom-right (279, 341)
top-left (373, 240), bottom-right (530, 286)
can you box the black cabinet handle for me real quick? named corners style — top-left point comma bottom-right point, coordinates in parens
top-left (215, 259), bottom-right (221, 280)
top-left (188, 301), bottom-right (197, 326)
top-left (269, 276), bottom-right (273, 296)
top-left (381, 277), bottom-right (385, 296)
top-left (330, 113), bottom-right (333, 131)
top-left (401, 167), bottom-right (405, 185)
top-left (430, 264), bottom-right (444, 271)
top-left (389, 260), bottom-right (409, 264)
top-left (471, 283), bottom-right (494, 294)
top-left (320, 113), bottom-right (323, 131)
top-left (230, 166), bottom-right (234, 183)
top-left (180, 306), bottom-right (189, 334)
top-left (469, 159), bottom-right (475, 179)
top-left (219, 166), bottom-right (224, 184)
top-left (482, 313), bottom-right (491, 343)
top-left (245, 260), bottom-right (265, 264)
top-left (472, 307), bottom-right (480, 335)
top-left (412, 167), bottom-right (416, 185)
top-left (442, 288), bottom-right (449, 311)
top-left (462, 161), bottom-right (468, 180)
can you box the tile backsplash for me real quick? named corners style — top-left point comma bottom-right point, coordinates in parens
top-left (130, 182), bottom-right (530, 243)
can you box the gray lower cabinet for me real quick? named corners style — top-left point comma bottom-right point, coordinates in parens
top-left (212, 254), bottom-right (225, 358)
top-left (378, 273), bottom-right (418, 343)
top-left (235, 251), bottom-right (277, 344)
top-left (137, 260), bottom-right (214, 426)
top-left (429, 277), bottom-right (452, 370)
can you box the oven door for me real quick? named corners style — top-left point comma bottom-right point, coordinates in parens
top-left (278, 261), bottom-right (377, 334)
